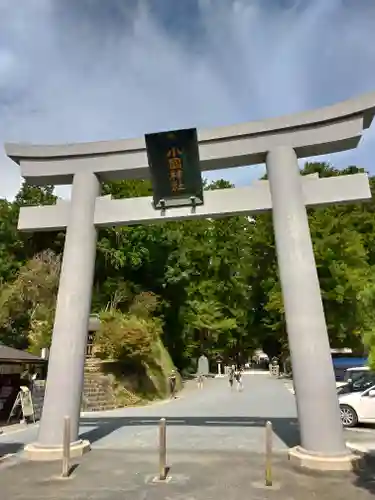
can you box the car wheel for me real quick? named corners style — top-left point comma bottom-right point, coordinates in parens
top-left (340, 404), bottom-right (358, 428)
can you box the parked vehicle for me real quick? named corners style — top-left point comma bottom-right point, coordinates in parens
top-left (332, 354), bottom-right (368, 382)
top-left (339, 383), bottom-right (375, 427)
top-left (336, 367), bottom-right (372, 393)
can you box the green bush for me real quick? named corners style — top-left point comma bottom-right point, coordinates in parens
top-left (95, 309), bottom-right (162, 363)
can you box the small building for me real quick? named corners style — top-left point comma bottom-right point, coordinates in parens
top-left (0, 344), bottom-right (47, 423)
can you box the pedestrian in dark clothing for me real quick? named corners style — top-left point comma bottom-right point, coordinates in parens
top-left (169, 370), bottom-right (177, 399)
top-left (228, 365), bottom-right (235, 390)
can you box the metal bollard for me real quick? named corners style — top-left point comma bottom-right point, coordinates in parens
top-left (62, 415), bottom-right (71, 478)
top-left (265, 420), bottom-right (273, 486)
top-left (159, 418), bottom-right (167, 480)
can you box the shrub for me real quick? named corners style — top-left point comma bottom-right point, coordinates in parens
top-left (95, 309), bottom-right (162, 363)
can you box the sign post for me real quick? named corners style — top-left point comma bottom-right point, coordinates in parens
top-left (145, 128), bottom-right (204, 209)
top-left (7, 386), bottom-right (35, 424)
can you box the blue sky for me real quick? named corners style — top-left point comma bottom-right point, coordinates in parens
top-left (0, 0), bottom-right (374, 199)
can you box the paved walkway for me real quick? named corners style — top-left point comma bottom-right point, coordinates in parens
top-left (2, 374), bottom-right (375, 499)
top-left (1, 373), bottom-right (374, 458)
top-left (0, 373), bottom-right (299, 458)
top-left (81, 373), bottom-right (299, 453)
top-left (2, 449), bottom-right (375, 500)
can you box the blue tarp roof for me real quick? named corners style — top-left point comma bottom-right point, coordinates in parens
top-left (332, 357), bottom-right (367, 367)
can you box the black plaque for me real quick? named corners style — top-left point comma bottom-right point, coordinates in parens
top-left (145, 128), bottom-right (204, 209)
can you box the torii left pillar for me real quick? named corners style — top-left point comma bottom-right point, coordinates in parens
top-left (25, 171), bottom-right (100, 460)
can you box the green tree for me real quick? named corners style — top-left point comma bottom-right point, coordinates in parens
top-left (0, 250), bottom-right (60, 351)
top-left (1, 165), bottom-right (374, 375)
top-left (248, 162), bottom-right (375, 359)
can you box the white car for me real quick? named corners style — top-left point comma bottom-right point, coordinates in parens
top-left (339, 384), bottom-right (375, 427)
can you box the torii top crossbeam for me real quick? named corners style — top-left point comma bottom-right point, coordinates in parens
top-left (4, 91), bottom-right (375, 186)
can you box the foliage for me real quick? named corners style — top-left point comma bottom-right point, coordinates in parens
top-left (247, 163), bottom-right (375, 359)
top-left (95, 291), bottom-right (163, 363)
top-left (0, 250), bottom-right (60, 351)
top-left (1, 163), bottom-right (375, 373)
top-left (358, 279), bottom-right (375, 368)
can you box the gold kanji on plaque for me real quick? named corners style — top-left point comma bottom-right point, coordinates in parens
top-left (167, 147), bottom-right (184, 192)
top-left (171, 180), bottom-right (180, 193)
top-left (167, 147), bottom-right (182, 159)
top-left (168, 157), bottom-right (182, 171)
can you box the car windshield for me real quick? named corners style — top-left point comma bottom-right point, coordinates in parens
top-left (354, 374), bottom-right (375, 386)
top-left (337, 372), bottom-right (375, 396)
top-left (350, 373), bottom-right (375, 391)
top-left (343, 369), bottom-right (368, 383)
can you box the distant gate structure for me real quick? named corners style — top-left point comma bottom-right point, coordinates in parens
top-left (5, 92), bottom-right (375, 470)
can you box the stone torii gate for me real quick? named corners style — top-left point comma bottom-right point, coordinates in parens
top-left (5, 92), bottom-right (375, 470)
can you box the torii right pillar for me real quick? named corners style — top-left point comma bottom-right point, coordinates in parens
top-left (266, 145), bottom-right (357, 471)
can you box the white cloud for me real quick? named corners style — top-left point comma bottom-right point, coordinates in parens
top-left (0, 0), bottom-right (374, 199)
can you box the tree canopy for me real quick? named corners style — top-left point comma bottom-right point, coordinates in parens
top-left (1, 161), bottom-right (375, 372)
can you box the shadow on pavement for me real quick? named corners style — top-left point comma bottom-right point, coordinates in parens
top-left (0, 442), bottom-right (24, 458)
top-left (79, 416), bottom-right (300, 448)
top-left (353, 455), bottom-right (375, 496)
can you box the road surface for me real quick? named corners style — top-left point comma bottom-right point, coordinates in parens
top-left (1, 373), bottom-right (373, 459)
top-left (0, 373), bottom-right (298, 457)
top-left (2, 374), bottom-right (375, 500)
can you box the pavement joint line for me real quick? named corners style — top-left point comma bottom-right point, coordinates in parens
top-left (89, 445), bottom-right (292, 455)
top-left (345, 427), bottom-right (375, 433)
top-left (129, 419), bottom-right (185, 424)
top-left (204, 420), bottom-right (250, 424)
top-left (346, 441), bottom-right (375, 453)
top-left (0, 423), bottom-right (38, 437)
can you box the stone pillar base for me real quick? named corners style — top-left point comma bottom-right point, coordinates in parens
top-left (24, 440), bottom-right (91, 461)
top-left (288, 446), bottom-right (361, 472)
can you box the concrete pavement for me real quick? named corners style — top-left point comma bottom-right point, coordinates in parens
top-left (2, 449), bottom-right (375, 500)
top-left (2, 373), bottom-right (375, 460)
top-left (79, 373), bottom-right (298, 453)
top-left (2, 374), bottom-right (375, 498)
top-left (0, 373), bottom-right (299, 458)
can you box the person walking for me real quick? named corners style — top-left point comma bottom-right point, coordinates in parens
top-left (197, 373), bottom-right (204, 389)
top-left (235, 366), bottom-right (243, 392)
top-left (169, 369), bottom-right (177, 399)
top-left (228, 365), bottom-right (235, 390)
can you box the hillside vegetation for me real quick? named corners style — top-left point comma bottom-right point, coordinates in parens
top-left (1, 162), bottom-right (375, 403)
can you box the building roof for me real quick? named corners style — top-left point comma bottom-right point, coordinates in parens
top-left (0, 344), bottom-right (46, 364)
